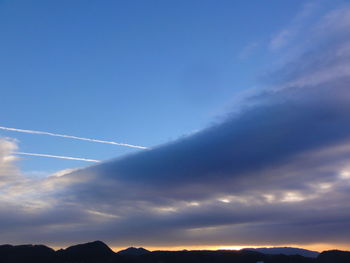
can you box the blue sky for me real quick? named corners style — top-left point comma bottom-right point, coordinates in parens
top-left (1, 0), bottom-right (350, 251)
top-left (0, 0), bottom-right (314, 173)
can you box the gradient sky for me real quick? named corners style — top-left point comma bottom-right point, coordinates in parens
top-left (0, 0), bottom-right (319, 172)
top-left (1, 0), bottom-right (350, 252)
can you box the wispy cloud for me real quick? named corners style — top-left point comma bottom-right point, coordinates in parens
top-left (238, 41), bottom-right (259, 60)
top-left (269, 2), bottom-right (319, 50)
top-left (0, 126), bottom-right (149, 150)
top-left (270, 29), bottom-right (294, 50)
top-left (15, 152), bottom-right (100, 163)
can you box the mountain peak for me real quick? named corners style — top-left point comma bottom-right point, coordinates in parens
top-left (118, 247), bottom-right (150, 256)
top-left (243, 247), bottom-right (319, 258)
top-left (58, 240), bottom-right (115, 262)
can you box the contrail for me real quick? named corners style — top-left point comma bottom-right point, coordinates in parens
top-left (0, 126), bottom-right (148, 149)
top-left (15, 152), bottom-right (100, 163)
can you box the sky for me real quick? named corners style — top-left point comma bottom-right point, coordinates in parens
top-left (1, 0), bottom-right (350, 252)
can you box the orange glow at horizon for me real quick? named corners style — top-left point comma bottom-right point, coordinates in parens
top-left (49, 242), bottom-right (349, 253)
top-left (108, 243), bottom-right (350, 253)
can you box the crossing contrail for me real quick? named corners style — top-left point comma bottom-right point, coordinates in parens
top-left (0, 126), bottom-right (148, 149)
top-left (15, 152), bottom-right (100, 163)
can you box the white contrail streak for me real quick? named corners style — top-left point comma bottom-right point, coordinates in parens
top-left (0, 126), bottom-right (148, 149)
top-left (15, 152), bottom-right (100, 163)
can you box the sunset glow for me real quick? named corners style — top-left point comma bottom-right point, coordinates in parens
top-left (1, 0), bottom-right (350, 256)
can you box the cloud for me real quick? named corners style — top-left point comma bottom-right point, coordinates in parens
top-left (54, 4), bottom-right (350, 247)
top-left (0, 126), bottom-right (148, 149)
top-left (1, 3), bottom-right (350, 249)
top-left (269, 1), bottom-right (321, 51)
top-left (270, 29), bottom-right (294, 50)
top-left (238, 42), bottom-right (259, 60)
top-left (0, 137), bottom-right (21, 185)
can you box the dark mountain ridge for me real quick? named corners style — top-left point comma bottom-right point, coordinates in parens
top-left (117, 247), bottom-right (150, 256)
top-left (0, 241), bottom-right (348, 263)
top-left (0, 244), bottom-right (55, 263)
top-left (56, 241), bottom-right (116, 262)
top-left (317, 250), bottom-right (350, 263)
top-left (243, 247), bottom-right (319, 258)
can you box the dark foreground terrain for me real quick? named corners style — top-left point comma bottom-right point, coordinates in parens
top-left (0, 241), bottom-right (349, 263)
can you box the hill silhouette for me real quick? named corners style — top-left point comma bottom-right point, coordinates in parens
top-left (0, 241), bottom-right (348, 263)
top-left (117, 247), bottom-right (150, 256)
top-left (243, 247), bottom-right (319, 258)
top-left (317, 250), bottom-right (350, 263)
top-left (0, 244), bottom-right (55, 263)
top-left (56, 241), bottom-right (116, 263)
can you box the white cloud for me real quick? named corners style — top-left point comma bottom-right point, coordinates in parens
top-left (0, 137), bottom-right (20, 185)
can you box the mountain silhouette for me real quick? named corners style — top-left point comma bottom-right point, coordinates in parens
top-left (56, 241), bottom-right (116, 263)
top-left (317, 250), bottom-right (350, 263)
top-left (117, 247), bottom-right (150, 256)
top-left (0, 244), bottom-right (56, 263)
top-left (0, 241), bottom-right (349, 263)
top-left (243, 247), bottom-right (319, 258)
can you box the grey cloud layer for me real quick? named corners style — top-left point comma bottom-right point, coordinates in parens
top-left (1, 4), bottom-right (350, 249)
